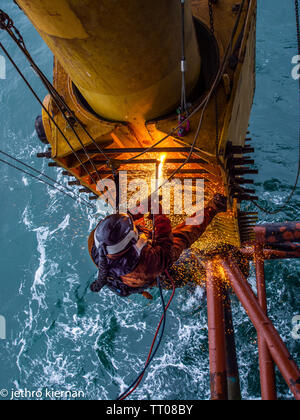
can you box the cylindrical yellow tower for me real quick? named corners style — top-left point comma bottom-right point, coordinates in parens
top-left (16, 0), bottom-right (201, 123)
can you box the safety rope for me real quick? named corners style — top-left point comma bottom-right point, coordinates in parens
top-left (0, 10), bottom-right (116, 202)
top-left (121, 0), bottom-right (246, 166)
top-left (177, 0), bottom-right (191, 138)
top-left (0, 149), bottom-right (93, 208)
top-left (0, 40), bottom-right (98, 186)
top-left (0, 9), bottom-right (113, 168)
top-left (0, 155), bottom-right (94, 209)
top-left (180, 0), bottom-right (187, 114)
top-left (147, 0), bottom-right (247, 200)
top-left (0, 2), bottom-right (248, 208)
top-left (208, 0), bottom-right (221, 165)
top-left (252, 0), bottom-right (300, 215)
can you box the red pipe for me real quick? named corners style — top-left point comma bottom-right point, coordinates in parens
top-left (223, 289), bottom-right (242, 400)
top-left (253, 222), bottom-right (300, 245)
top-left (239, 247), bottom-right (300, 260)
top-left (206, 260), bottom-right (228, 400)
top-left (221, 257), bottom-right (300, 400)
top-left (254, 246), bottom-right (277, 400)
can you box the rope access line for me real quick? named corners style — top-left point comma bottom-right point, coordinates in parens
top-left (0, 9), bottom-right (116, 204)
top-left (0, 149), bottom-right (94, 209)
top-left (0, 35), bottom-right (116, 204)
top-left (0, 40), bottom-right (98, 185)
top-left (0, 155), bottom-right (94, 209)
top-left (121, 0), bottom-right (246, 166)
top-left (251, 0), bottom-right (300, 215)
top-left (0, 9), bottom-right (114, 169)
top-left (147, 0), bottom-right (247, 200)
top-left (180, 0), bottom-right (188, 115)
top-left (116, 160), bottom-right (176, 401)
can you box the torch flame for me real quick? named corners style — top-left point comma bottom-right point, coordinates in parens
top-left (158, 154), bottom-right (166, 181)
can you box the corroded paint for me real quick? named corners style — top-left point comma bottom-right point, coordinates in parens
top-left (254, 223), bottom-right (300, 245)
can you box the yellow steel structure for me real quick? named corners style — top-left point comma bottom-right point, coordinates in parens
top-left (15, 0), bottom-right (258, 252)
top-left (17, 0), bottom-right (201, 124)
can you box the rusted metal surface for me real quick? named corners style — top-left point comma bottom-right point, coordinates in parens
top-left (239, 245), bottom-right (300, 260)
top-left (253, 222), bottom-right (300, 245)
top-left (221, 257), bottom-right (300, 400)
top-left (254, 246), bottom-right (277, 400)
top-left (206, 260), bottom-right (228, 400)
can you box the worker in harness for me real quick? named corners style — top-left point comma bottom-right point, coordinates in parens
top-left (88, 193), bottom-right (227, 297)
top-left (88, 193), bottom-right (227, 296)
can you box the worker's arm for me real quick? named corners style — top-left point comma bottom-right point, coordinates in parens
top-left (122, 194), bottom-right (227, 288)
top-left (121, 214), bottom-right (174, 287)
top-left (172, 194), bottom-right (227, 262)
top-left (143, 214), bottom-right (174, 274)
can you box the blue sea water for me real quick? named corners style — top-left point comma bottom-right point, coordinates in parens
top-left (0, 0), bottom-right (299, 400)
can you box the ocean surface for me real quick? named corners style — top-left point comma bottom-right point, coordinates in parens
top-left (0, 0), bottom-right (299, 400)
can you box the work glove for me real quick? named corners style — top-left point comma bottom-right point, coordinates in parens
top-left (210, 194), bottom-right (227, 213)
top-left (90, 280), bottom-right (102, 293)
top-left (90, 251), bottom-right (108, 293)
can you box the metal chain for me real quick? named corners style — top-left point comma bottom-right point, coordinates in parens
top-left (0, 9), bottom-right (25, 49)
